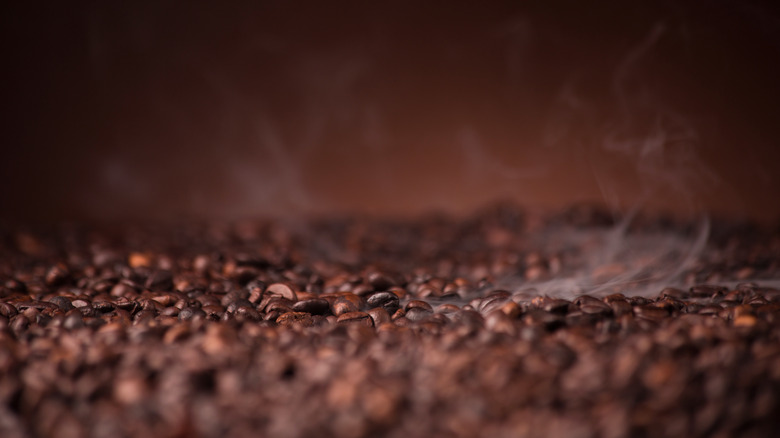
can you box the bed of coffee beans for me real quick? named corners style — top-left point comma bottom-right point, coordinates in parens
top-left (1, 205), bottom-right (778, 437)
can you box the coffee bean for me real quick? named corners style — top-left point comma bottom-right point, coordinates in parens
top-left (0, 302), bottom-right (19, 318)
top-left (609, 300), bottom-right (633, 317)
top-left (45, 264), bottom-right (70, 286)
top-left (63, 310), bottom-right (85, 330)
top-left (277, 312), bottom-right (315, 328)
top-left (265, 283), bottom-right (297, 301)
top-left (292, 298), bottom-right (330, 315)
top-left (9, 314), bottom-right (29, 333)
top-left (543, 299), bottom-right (572, 314)
top-left (366, 292), bottom-right (400, 313)
top-left (633, 305), bottom-right (669, 322)
top-left (367, 307), bottom-right (391, 326)
top-left (524, 310), bottom-right (564, 330)
top-left (332, 300), bottom-right (358, 317)
top-left (367, 272), bottom-right (396, 291)
top-left (690, 285), bottom-right (727, 298)
top-left (405, 307), bottom-right (433, 322)
top-left (405, 300), bottom-right (433, 312)
top-left (226, 299), bottom-right (254, 313)
top-left (4, 207), bottom-right (780, 438)
top-left (337, 311), bottom-right (373, 327)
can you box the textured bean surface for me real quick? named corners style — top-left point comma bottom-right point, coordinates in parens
top-left (0, 204), bottom-right (779, 438)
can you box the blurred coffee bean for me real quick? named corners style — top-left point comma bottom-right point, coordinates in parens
top-left (265, 283), bottom-right (297, 301)
top-left (337, 312), bottom-right (373, 327)
top-left (292, 298), bottom-right (330, 315)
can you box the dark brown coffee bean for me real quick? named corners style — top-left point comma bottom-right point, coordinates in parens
top-left (0, 302), bottom-right (19, 318)
top-left (352, 283), bottom-right (375, 297)
top-left (405, 307), bottom-right (433, 322)
top-left (276, 312), bottom-right (315, 327)
top-left (179, 307), bottom-right (206, 321)
top-left (633, 305), bottom-right (669, 321)
top-left (405, 300), bottom-right (433, 312)
top-left (367, 307), bottom-right (391, 326)
top-left (580, 304), bottom-right (613, 316)
top-left (524, 310), bottom-right (564, 330)
top-left (485, 311), bottom-right (516, 335)
top-left (609, 300), bottom-right (633, 317)
top-left (265, 283), bottom-right (297, 301)
top-left (574, 295), bottom-right (610, 311)
top-left (543, 299), bottom-right (571, 314)
top-left (92, 300), bottom-right (115, 313)
top-left (292, 298), bottom-right (330, 315)
top-left (690, 285), bottom-right (727, 298)
top-left (160, 306), bottom-right (179, 317)
top-left (660, 287), bottom-right (689, 300)
top-left (163, 324), bottom-right (191, 344)
top-left (133, 310), bottom-right (156, 324)
top-left (367, 272), bottom-right (395, 291)
top-left (367, 292), bottom-right (400, 312)
top-left (9, 314), bottom-right (29, 333)
top-left (226, 299), bottom-right (254, 313)
top-left (337, 311), bottom-right (373, 327)
top-left (264, 297), bottom-right (294, 314)
top-left (603, 293), bottom-right (627, 303)
top-left (45, 264), bottom-right (70, 286)
top-left (332, 299), bottom-right (358, 317)
top-left (63, 310), bottom-right (85, 329)
top-left (698, 305), bottom-right (722, 316)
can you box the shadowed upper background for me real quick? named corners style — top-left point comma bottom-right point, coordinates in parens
top-left (2, 0), bottom-right (779, 223)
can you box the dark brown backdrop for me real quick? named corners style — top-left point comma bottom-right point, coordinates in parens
top-left (3, 1), bottom-right (780, 223)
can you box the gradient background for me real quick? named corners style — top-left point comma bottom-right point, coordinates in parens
top-left (3, 1), bottom-right (780, 223)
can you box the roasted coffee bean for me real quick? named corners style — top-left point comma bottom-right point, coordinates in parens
top-left (292, 298), bottom-right (330, 315)
top-left (366, 292), bottom-right (400, 312)
top-left (9, 314), bottom-right (29, 333)
top-left (405, 300), bottom-right (433, 312)
top-left (2, 207), bottom-right (780, 438)
top-left (336, 311), bottom-right (373, 327)
top-left (580, 304), bottom-right (613, 316)
top-left (367, 307), bottom-right (391, 326)
top-left (276, 312), bottom-right (315, 328)
top-left (367, 272), bottom-right (395, 291)
top-left (160, 306), bottom-right (179, 317)
top-left (524, 309), bottom-right (565, 330)
top-left (332, 299), bottom-right (358, 317)
top-left (405, 307), bottom-right (433, 322)
top-left (609, 299), bottom-right (633, 317)
top-left (63, 310), bottom-right (85, 329)
top-left (543, 299), bottom-right (571, 314)
top-left (660, 287), bottom-right (689, 300)
top-left (265, 283), bottom-right (297, 301)
top-left (352, 283), bottom-right (375, 297)
top-left (44, 264), bottom-right (70, 286)
top-left (226, 299), bottom-right (254, 313)
top-left (633, 305), bottom-right (669, 322)
top-left (92, 300), bottom-right (115, 313)
top-left (690, 285), bottom-right (727, 298)
top-left (179, 307), bottom-right (206, 321)
top-left (574, 295), bottom-right (610, 311)
top-left (0, 302), bottom-right (19, 318)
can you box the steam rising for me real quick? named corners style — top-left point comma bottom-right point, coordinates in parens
top-left (490, 23), bottom-right (719, 298)
top-left (75, 4), bottom-right (776, 299)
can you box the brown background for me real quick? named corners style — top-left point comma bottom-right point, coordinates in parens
top-left (2, 1), bottom-right (780, 223)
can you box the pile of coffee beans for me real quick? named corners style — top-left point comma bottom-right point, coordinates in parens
top-left (1, 205), bottom-right (778, 437)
